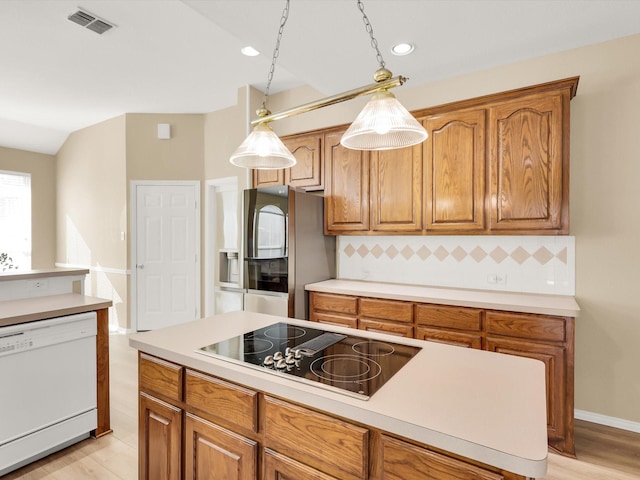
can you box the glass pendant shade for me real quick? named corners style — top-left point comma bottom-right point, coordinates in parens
top-left (340, 90), bottom-right (428, 150)
top-left (229, 122), bottom-right (297, 169)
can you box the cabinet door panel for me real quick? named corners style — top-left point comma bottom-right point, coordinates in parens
top-left (310, 292), bottom-right (358, 315)
top-left (311, 311), bottom-right (358, 329)
top-left (324, 129), bottom-right (370, 233)
top-left (252, 168), bottom-right (284, 188)
top-left (415, 304), bottom-right (482, 331)
top-left (139, 353), bottom-right (183, 402)
top-left (370, 144), bottom-right (422, 232)
top-left (184, 413), bottom-right (257, 480)
top-left (185, 370), bottom-right (258, 432)
top-left (425, 109), bottom-right (486, 231)
top-left (264, 396), bottom-right (368, 480)
top-left (284, 133), bottom-right (323, 190)
top-left (486, 336), bottom-right (566, 451)
top-left (264, 448), bottom-right (339, 480)
top-left (486, 311), bottom-right (566, 342)
top-left (359, 297), bottom-right (413, 323)
top-left (360, 319), bottom-right (413, 338)
top-left (382, 435), bottom-right (503, 480)
top-left (139, 392), bottom-right (182, 480)
top-left (417, 327), bottom-right (482, 349)
top-left (489, 92), bottom-right (566, 232)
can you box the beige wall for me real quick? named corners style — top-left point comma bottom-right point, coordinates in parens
top-left (0, 146), bottom-right (56, 269)
top-left (56, 115), bottom-right (128, 327)
top-left (238, 34), bottom-right (640, 424)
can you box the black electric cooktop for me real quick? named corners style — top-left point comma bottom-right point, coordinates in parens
top-left (196, 322), bottom-right (421, 400)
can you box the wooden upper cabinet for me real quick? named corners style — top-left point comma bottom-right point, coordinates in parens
top-left (488, 91), bottom-right (568, 233)
top-left (284, 132), bottom-right (324, 190)
top-left (370, 143), bottom-right (423, 232)
top-left (424, 109), bottom-right (486, 232)
top-left (252, 168), bottom-right (284, 189)
top-left (324, 129), bottom-right (370, 233)
top-left (252, 131), bottom-right (323, 190)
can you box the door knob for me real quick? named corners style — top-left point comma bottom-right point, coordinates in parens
top-left (136, 264), bottom-right (144, 269)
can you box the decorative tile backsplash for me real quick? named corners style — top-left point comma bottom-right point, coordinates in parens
top-left (337, 236), bottom-right (575, 295)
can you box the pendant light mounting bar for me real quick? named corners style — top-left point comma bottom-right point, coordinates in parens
top-left (250, 75), bottom-right (407, 126)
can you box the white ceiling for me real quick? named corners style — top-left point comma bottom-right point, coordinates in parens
top-left (2, 0), bottom-right (640, 155)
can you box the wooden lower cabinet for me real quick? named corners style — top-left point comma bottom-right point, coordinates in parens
top-left (381, 435), bottom-right (504, 480)
top-left (264, 449), bottom-right (339, 480)
top-left (308, 292), bottom-right (576, 456)
top-left (184, 413), bottom-right (257, 480)
top-left (139, 352), bottom-right (529, 480)
top-left (139, 392), bottom-right (182, 480)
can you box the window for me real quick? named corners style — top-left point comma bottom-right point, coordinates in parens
top-left (0, 171), bottom-right (31, 271)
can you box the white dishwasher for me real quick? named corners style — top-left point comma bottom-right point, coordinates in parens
top-left (0, 312), bottom-right (97, 476)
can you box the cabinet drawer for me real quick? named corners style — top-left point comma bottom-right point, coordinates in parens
top-left (486, 311), bottom-right (566, 343)
top-left (360, 319), bottom-right (413, 338)
top-left (311, 292), bottom-right (358, 315)
top-left (264, 396), bottom-right (368, 480)
top-left (415, 304), bottom-right (482, 331)
top-left (417, 327), bottom-right (482, 349)
top-left (382, 435), bottom-right (503, 480)
top-left (185, 370), bottom-right (258, 432)
top-left (310, 311), bottom-right (358, 329)
top-left (360, 297), bottom-right (413, 323)
top-left (139, 353), bottom-right (183, 402)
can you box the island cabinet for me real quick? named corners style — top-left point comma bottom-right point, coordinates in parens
top-left (138, 350), bottom-right (531, 480)
top-left (252, 130), bottom-right (324, 191)
top-left (322, 77), bottom-right (578, 236)
top-left (309, 291), bottom-right (576, 456)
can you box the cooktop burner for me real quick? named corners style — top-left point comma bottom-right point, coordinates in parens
top-left (196, 322), bottom-right (421, 400)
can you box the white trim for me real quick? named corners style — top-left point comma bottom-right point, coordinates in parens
top-left (55, 262), bottom-right (130, 276)
top-left (575, 409), bottom-right (640, 434)
top-left (130, 180), bottom-right (201, 332)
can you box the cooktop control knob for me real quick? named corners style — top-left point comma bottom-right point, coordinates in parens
top-left (285, 347), bottom-right (292, 356)
top-left (263, 355), bottom-right (274, 366)
top-left (275, 358), bottom-right (287, 369)
top-left (285, 354), bottom-right (295, 365)
top-left (293, 349), bottom-right (302, 359)
top-left (273, 351), bottom-right (283, 361)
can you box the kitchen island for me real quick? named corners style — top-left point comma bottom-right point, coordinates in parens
top-left (130, 311), bottom-right (547, 480)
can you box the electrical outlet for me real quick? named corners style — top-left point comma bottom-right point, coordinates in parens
top-left (487, 274), bottom-right (507, 285)
top-left (28, 279), bottom-right (48, 290)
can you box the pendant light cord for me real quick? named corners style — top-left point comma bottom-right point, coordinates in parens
top-left (357, 0), bottom-right (386, 69)
top-left (262, 0), bottom-right (290, 113)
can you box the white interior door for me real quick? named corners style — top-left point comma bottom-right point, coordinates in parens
top-left (135, 183), bottom-right (199, 331)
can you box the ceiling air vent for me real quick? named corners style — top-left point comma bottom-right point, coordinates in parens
top-left (67, 9), bottom-right (115, 34)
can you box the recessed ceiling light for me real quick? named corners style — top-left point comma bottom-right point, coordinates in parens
top-left (391, 43), bottom-right (415, 56)
top-left (241, 46), bottom-right (260, 57)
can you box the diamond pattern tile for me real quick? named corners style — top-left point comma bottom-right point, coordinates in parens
top-left (417, 246), bottom-right (432, 260)
top-left (385, 245), bottom-right (399, 259)
top-left (434, 246), bottom-right (449, 261)
top-left (533, 247), bottom-right (554, 265)
top-left (401, 245), bottom-right (414, 260)
top-left (451, 246), bottom-right (467, 262)
top-left (343, 243), bottom-right (356, 257)
top-left (470, 246), bottom-right (488, 262)
top-left (510, 246), bottom-right (531, 264)
top-left (357, 244), bottom-right (369, 258)
top-left (490, 247), bottom-right (509, 264)
top-left (556, 247), bottom-right (568, 264)
top-left (371, 244), bottom-right (384, 259)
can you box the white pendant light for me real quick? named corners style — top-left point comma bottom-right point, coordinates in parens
top-left (229, 0), bottom-right (428, 169)
top-left (340, 71), bottom-right (427, 150)
top-left (229, 121), bottom-right (296, 169)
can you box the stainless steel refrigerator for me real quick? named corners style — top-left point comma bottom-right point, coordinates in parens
top-left (242, 185), bottom-right (335, 319)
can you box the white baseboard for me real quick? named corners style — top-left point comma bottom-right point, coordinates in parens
top-left (575, 409), bottom-right (640, 434)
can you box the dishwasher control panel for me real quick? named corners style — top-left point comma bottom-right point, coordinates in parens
top-left (0, 312), bottom-right (97, 358)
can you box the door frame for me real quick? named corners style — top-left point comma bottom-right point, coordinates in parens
top-left (204, 176), bottom-right (239, 317)
top-left (130, 180), bottom-right (201, 332)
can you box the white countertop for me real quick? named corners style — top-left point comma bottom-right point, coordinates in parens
top-left (129, 311), bottom-right (548, 478)
top-left (0, 293), bottom-right (112, 328)
top-left (306, 279), bottom-right (580, 317)
top-left (0, 267), bottom-right (89, 282)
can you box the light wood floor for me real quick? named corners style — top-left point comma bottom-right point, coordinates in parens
top-left (4, 333), bottom-right (640, 479)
